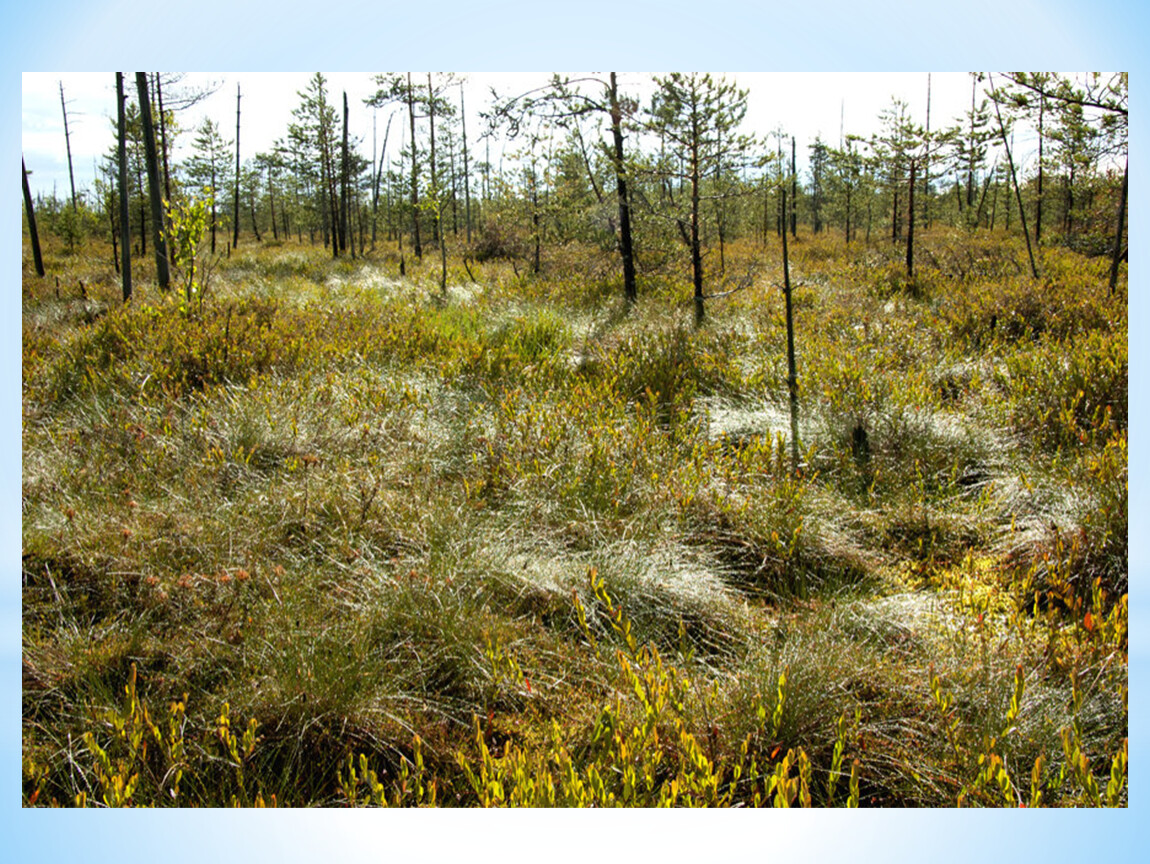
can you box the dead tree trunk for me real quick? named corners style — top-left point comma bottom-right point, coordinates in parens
top-left (1108, 156), bottom-right (1128, 295)
top-left (906, 158), bottom-right (916, 278)
top-left (233, 83), bottom-right (241, 249)
top-left (461, 84), bottom-right (473, 245)
top-left (609, 72), bottom-right (637, 306)
top-left (782, 188), bottom-right (800, 473)
top-left (990, 76), bottom-right (1038, 280)
top-left (116, 73), bottom-right (132, 301)
top-left (339, 91), bottom-right (350, 254)
top-left (790, 136), bottom-right (797, 237)
top-left (407, 73), bottom-right (422, 259)
top-left (59, 82), bottom-right (78, 212)
top-left (136, 73), bottom-right (170, 290)
top-left (21, 157), bottom-right (45, 277)
top-left (155, 73), bottom-right (175, 270)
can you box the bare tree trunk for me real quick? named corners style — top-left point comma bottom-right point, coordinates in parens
top-left (691, 130), bottom-right (704, 327)
top-left (1108, 156), bottom-right (1127, 295)
top-left (233, 83), bottom-right (241, 249)
top-left (105, 180), bottom-right (119, 275)
top-left (371, 111), bottom-right (392, 251)
top-left (268, 168), bottom-right (278, 241)
top-left (136, 73), bottom-right (170, 290)
top-left (407, 74), bottom-right (422, 259)
top-left (21, 157), bottom-right (45, 277)
top-left (526, 147), bottom-right (541, 278)
top-left (906, 159), bottom-right (916, 278)
top-left (790, 136), bottom-right (797, 237)
top-left (609, 72), bottom-right (638, 306)
top-left (1035, 93), bottom-right (1044, 246)
top-left (339, 91), bottom-right (349, 253)
top-left (844, 156), bottom-right (853, 245)
top-left (323, 118), bottom-right (340, 259)
top-left (427, 76), bottom-right (446, 292)
top-left (966, 76), bottom-right (977, 213)
top-left (461, 84), bottom-right (472, 244)
top-left (248, 176), bottom-right (262, 242)
top-left (990, 78), bottom-right (1039, 279)
top-left (154, 73), bottom-right (175, 270)
top-left (781, 188), bottom-right (799, 473)
top-left (136, 156), bottom-right (146, 257)
top-left (449, 133), bottom-right (459, 236)
top-left (924, 73), bottom-right (931, 230)
top-left (428, 74), bottom-right (443, 260)
top-left (209, 156), bottom-right (217, 254)
top-left (116, 73), bottom-right (132, 300)
top-left (59, 82), bottom-right (78, 212)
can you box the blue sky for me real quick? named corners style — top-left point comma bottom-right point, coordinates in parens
top-left (8, 0), bottom-right (1144, 860)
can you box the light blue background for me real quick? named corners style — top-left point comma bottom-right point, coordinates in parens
top-left (8, 1), bottom-right (1142, 860)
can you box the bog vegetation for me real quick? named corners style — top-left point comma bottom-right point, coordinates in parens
top-left (22, 72), bottom-right (1126, 808)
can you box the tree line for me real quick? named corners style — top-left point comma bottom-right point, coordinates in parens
top-left (23, 72), bottom-right (1128, 303)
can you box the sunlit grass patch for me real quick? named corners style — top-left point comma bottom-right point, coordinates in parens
top-left (23, 231), bottom-right (1125, 807)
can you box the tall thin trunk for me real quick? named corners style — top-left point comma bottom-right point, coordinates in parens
top-left (136, 73), bottom-right (170, 290)
top-left (116, 73), bottom-right (131, 300)
top-left (428, 74), bottom-right (441, 247)
top-left (790, 136), bottom-right (797, 237)
top-left (989, 169), bottom-right (999, 229)
top-left (781, 188), bottom-right (799, 473)
top-left (248, 175), bottom-right (262, 242)
top-left (531, 162), bottom-right (540, 276)
top-left (407, 73), bottom-right (422, 259)
top-left (716, 127), bottom-right (726, 275)
top-left (892, 187), bottom-right (901, 243)
top-left (776, 141), bottom-right (784, 237)
top-left (690, 115), bottom-right (704, 327)
top-left (371, 111), bottom-right (392, 250)
top-left (154, 73), bottom-right (175, 270)
top-left (461, 84), bottom-right (472, 244)
top-left (1108, 156), bottom-right (1128, 295)
top-left (449, 133), bottom-right (458, 236)
top-left (924, 73), bottom-right (932, 230)
top-left (209, 157), bottom-right (217, 254)
top-left (484, 138), bottom-right (490, 212)
top-left (609, 72), bottom-right (637, 306)
top-left (268, 168), bottom-right (278, 240)
top-left (59, 82), bottom-right (78, 212)
top-left (22, 157), bottom-right (45, 277)
top-left (428, 75), bottom-right (445, 291)
top-left (135, 155), bottom-right (146, 257)
top-left (976, 158), bottom-right (996, 228)
top-left (339, 91), bottom-right (349, 253)
top-left (155, 74), bottom-right (173, 206)
top-left (323, 110), bottom-right (340, 259)
top-left (108, 202), bottom-right (119, 275)
top-left (233, 83), bottom-right (241, 249)
top-left (1035, 93), bottom-right (1044, 246)
top-left (906, 158), bottom-right (916, 278)
top-left (844, 172), bottom-right (852, 244)
top-left (966, 76), bottom-right (977, 212)
top-left (370, 111), bottom-right (378, 249)
top-left (760, 174), bottom-right (770, 246)
top-left (990, 78), bottom-right (1038, 279)
top-left (1063, 171), bottom-right (1074, 243)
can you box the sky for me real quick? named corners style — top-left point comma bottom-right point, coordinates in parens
top-left (7, 0), bottom-right (1146, 861)
top-left (22, 71), bottom-right (1019, 203)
